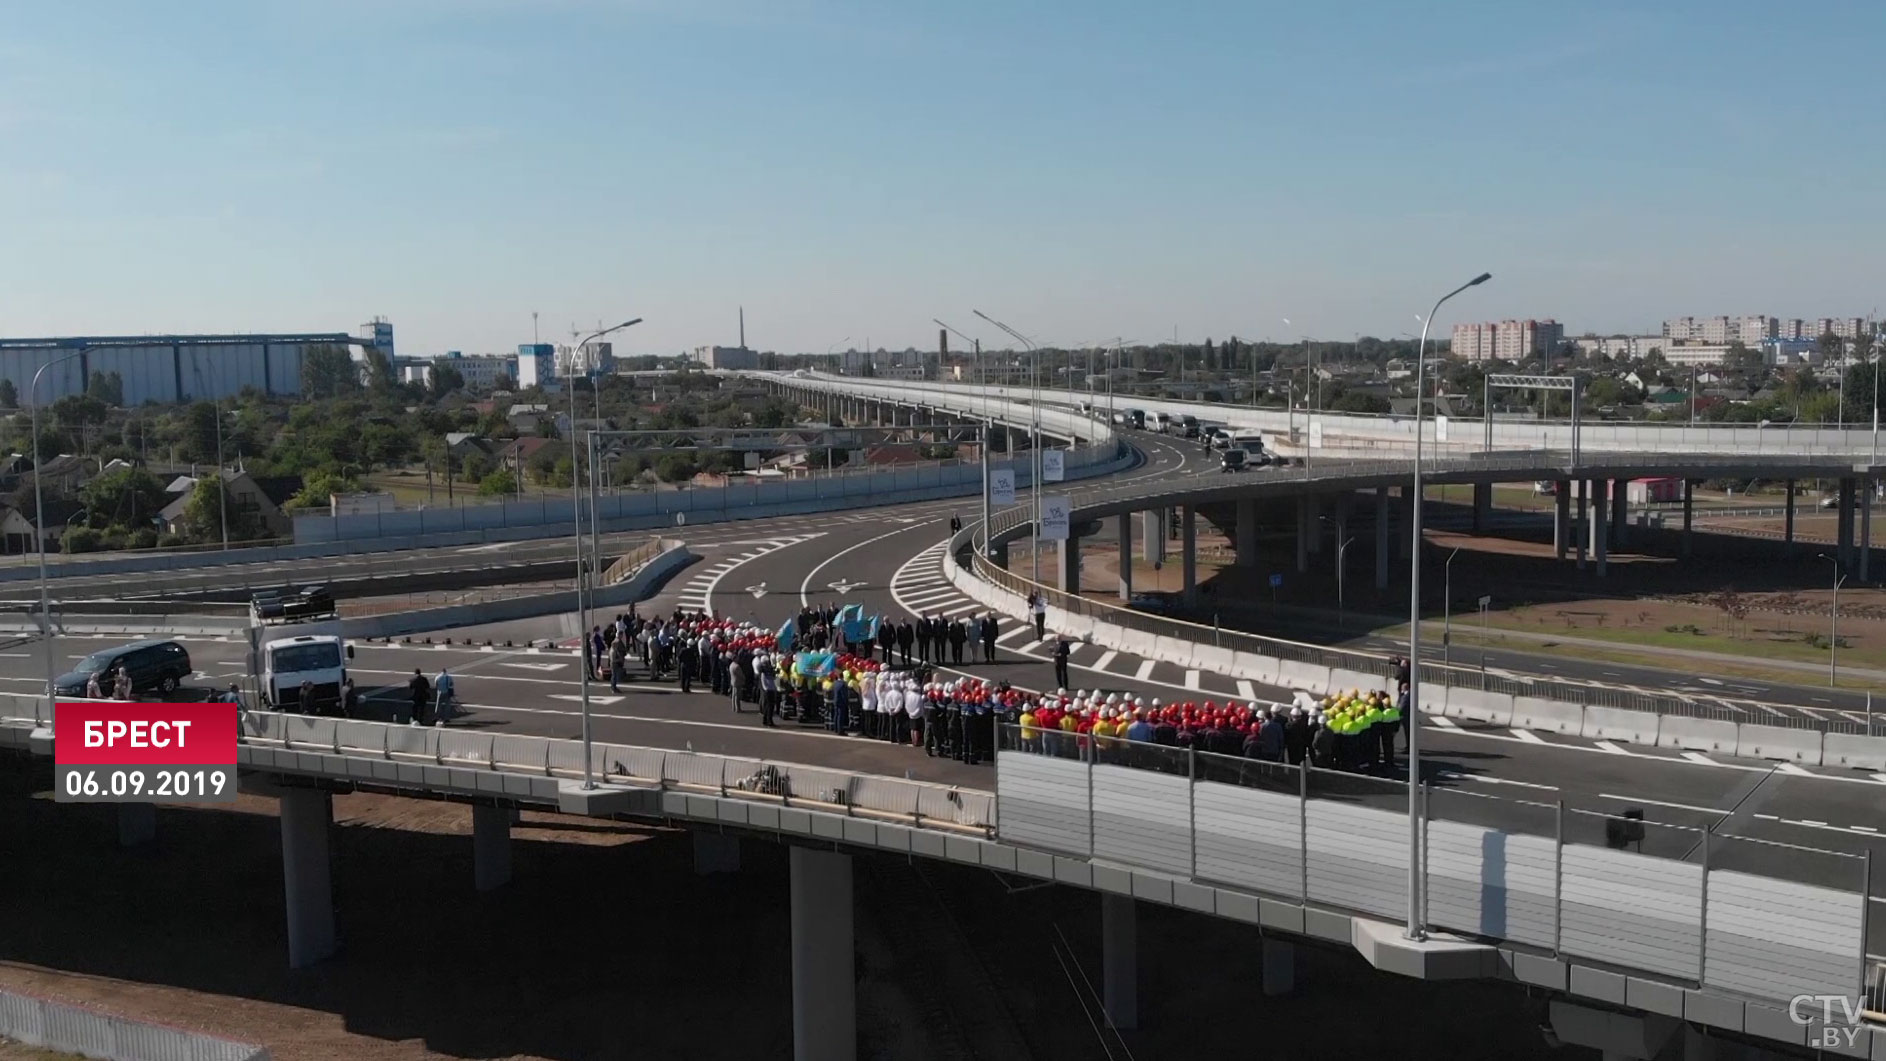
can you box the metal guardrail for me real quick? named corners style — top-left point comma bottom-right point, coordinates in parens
top-left (602, 536), bottom-right (668, 586)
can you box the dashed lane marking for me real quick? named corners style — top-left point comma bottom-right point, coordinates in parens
top-left (1134, 660), bottom-right (1156, 681)
top-left (1680, 752), bottom-right (1717, 765)
top-left (1095, 651), bottom-right (1118, 671)
top-left (1508, 729), bottom-right (1545, 743)
top-left (1184, 669), bottom-right (1201, 690)
top-left (1237, 680), bottom-right (1257, 701)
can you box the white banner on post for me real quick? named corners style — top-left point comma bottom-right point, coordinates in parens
top-left (1042, 449), bottom-right (1065, 482)
top-left (990, 468), bottom-right (1016, 507)
top-left (1436, 415), bottom-right (1449, 442)
top-left (1040, 495), bottom-right (1071, 540)
top-left (1308, 421), bottom-right (1324, 449)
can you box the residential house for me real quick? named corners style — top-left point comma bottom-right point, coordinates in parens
top-left (506, 403), bottom-right (551, 433)
top-left (0, 498), bottom-right (85, 554)
top-left (444, 433), bottom-right (496, 463)
top-left (156, 471), bottom-right (302, 540)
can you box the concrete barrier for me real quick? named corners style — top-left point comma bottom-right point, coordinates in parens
top-left (1192, 645), bottom-right (1235, 675)
top-left (1580, 706), bottom-right (1661, 746)
top-left (1510, 696), bottom-right (1585, 735)
top-left (1654, 716), bottom-right (1740, 754)
top-left (1735, 723), bottom-right (1824, 766)
top-left (1431, 685), bottom-right (1514, 727)
top-left (1327, 667), bottom-right (1383, 696)
top-left (1277, 660), bottom-right (1331, 694)
top-left (1231, 651), bottom-right (1280, 686)
top-left (1821, 732), bottom-right (1886, 771)
top-left (1151, 635), bottom-right (1191, 665)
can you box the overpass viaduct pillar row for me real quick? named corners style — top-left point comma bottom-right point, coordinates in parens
top-left (117, 802), bottom-right (155, 848)
top-left (1839, 477), bottom-right (1858, 568)
top-left (472, 803), bottom-right (513, 891)
top-left (1142, 509), bottom-right (1167, 567)
top-left (1373, 487), bottom-right (1390, 591)
top-left (1399, 485), bottom-right (1414, 560)
top-left (1101, 893), bottom-right (1137, 1031)
top-left (1682, 479), bottom-right (1694, 559)
top-left (1471, 481), bottom-right (1492, 535)
top-left (1234, 497), bottom-right (1257, 569)
top-left (1180, 505), bottom-right (1198, 606)
top-left (1553, 482), bottom-right (1570, 561)
top-left (279, 788), bottom-right (337, 970)
top-left (1117, 512), bottom-right (1134, 600)
top-left (790, 846), bottom-right (857, 1061)
top-left (1575, 481), bottom-right (1588, 571)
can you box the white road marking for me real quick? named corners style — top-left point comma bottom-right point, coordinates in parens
top-left (547, 693), bottom-right (624, 706)
top-left (808, 521), bottom-right (942, 608)
top-left (1598, 794), bottom-right (1724, 816)
top-left (499, 662), bottom-right (565, 672)
top-left (1095, 651), bottom-right (1118, 671)
top-left (1184, 669), bottom-right (1201, 690)
top-left (1428, 715), bottom-right (1458, 729)
top-left (1135, 660), bottom-right (1156, 681)
top-left (1594, 741), bottom-right (1632, 755)
top-left (1456, 774), bottom-right (1558, 792)
top-left (1508, 729), bottom-right (1545, 743)
top-left (1680, 752), bottom-right (1717, 765)
top-left (1237, 680), bottom-right (1257, 701)
top-left (1775, 763), bottom-right (1816, 776)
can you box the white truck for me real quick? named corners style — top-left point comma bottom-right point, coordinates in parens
top-left (247, 590), bottom-right (354, 712)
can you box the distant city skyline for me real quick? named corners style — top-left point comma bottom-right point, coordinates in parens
top-left (4, 2), bottom-right (1883, 356)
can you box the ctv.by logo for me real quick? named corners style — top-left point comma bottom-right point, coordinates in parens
top-left (1788, 995), bottom-right (1866, 1050)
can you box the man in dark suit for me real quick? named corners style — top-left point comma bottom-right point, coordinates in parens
top-left (979, 613), bottom-right (999, 662)
top-left (948, 617), bottom-right (968, 665)
top-left (896, 620), bottom-right (915, 666)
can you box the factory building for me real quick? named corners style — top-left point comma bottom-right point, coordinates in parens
top-left (0, 320), bottom-right (392, 406)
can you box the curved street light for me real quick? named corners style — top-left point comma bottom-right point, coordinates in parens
top-left (974, 311), bottom-right (1045, 582)
top-left (1406, 271), bottom-right (1491, 941)
top-left (29, 348), bottom-right (88, 713)
top-left (571, 317), bottom-right (642, 790)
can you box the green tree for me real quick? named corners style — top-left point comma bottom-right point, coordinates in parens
top-left (79, 467), bottom-right (167, 530)
top-left (361, 349), bottom-right (398, 395)
top-left (178, 478), bottom-right (262, 544)
top-left (1329, 391), bottom-right (1391, 414)
top-left (181, 401), bottom-right (222, 462)
top-left (0, 379), bottom-right (17, 409)
top-left (429, 361), bottom-right (466, 399)
top-left (654, 454), bottom-right (698, 482)
top-left (86, 371), bottom-right (124, 406)
top-left (287, 470), bottom-right (360, 510)
top-left (50, 394), bottom-right (108, 431)
top-left (477, 469), bottom-right (517, 497)
top-left (301, 345), bottom-right (361, 400)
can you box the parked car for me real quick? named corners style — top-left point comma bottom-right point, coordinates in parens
top-left (54, 639), bottom-right (193, 697)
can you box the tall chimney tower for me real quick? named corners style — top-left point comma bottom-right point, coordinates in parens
top-left (739, 306), bottom-right (745, 349)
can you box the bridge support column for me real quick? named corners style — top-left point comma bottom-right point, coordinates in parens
top-left (1400, 485), bottom-right (1414, 559)
top-left (1611, 478), bottom-right (1628, 549)
top-left (1862, 478), bottom-right (1873, 581)
top-left (1117, 513), bottom-right (1134, 601)
top-left (1235, 497), bottom-right (1257, 568)
top-left (472, 804), bottom-right (513, 891)
top-left (1374, 488), bottom-right (1390, 590)
top-left (1575, 481), bottom-right (1588, 571)
top-left (1682, 480), bottom-right (1694, 559)
top-left (1471, 482), bottom-right (1492, 534)
top-left (1259, 937), bottom-right (1296, 996)
top-left (1180, 506), bottom-right (1197, 606)
top-left (1784, 480), bottom-right (1796, 554)
top-left (1057, 535), bottom-right (1080, 596)
top-left (1296, 496), bottom-right (1310, 573)
top-left (1840, 477), bottom-right (1857, 568)
top-left (693, 830), bottom-right (741, 875)
top-left (1305, 496), bottom-right (1322, 555)
top-left (1553, 483), bottom-right (1570, 560)
top-left (1142, 510), bottom-right (1166, 567)
top-left (1101, 893), bottom-right (1137, 1030)
top-left (790, 847), bottom-right (856, 1061)
top-left (280, 788), bottom-right (337, 969)
top-left (1591, 482), bottom-right (1608, 577)
top-left (117, 802), bottom-right (155, 848)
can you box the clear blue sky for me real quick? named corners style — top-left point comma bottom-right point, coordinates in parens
top-left (3, 1), bottom-right (1882, 356)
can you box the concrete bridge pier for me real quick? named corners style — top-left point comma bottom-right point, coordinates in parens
top-left (1400, 486), bottom-right (1415, 560)
top-left (1471, 482), bottom-right (1492, 534)
top-left (117, 802), bottom-right (155, 847)
top-left (1101, 893), bottom-right (1137, 1030)
top-left (1143, 509), bottom-right (1167, 567)
top-left (1575, 482), bottom-right (1588, 571)
top-left (1784, 480), bottom-right (1796, 554)
top-left (280, 788), bottom-right (337, 969)
top-left (1373, 487), bottom-right (1390, 590)
top-left (1553, 482), bottom-right (1570, 560)
top-left (1117, 513), bottom-right (1134, 601)
top-left (1305, 495), bottom-right (1323, 556)
top-left (472, 804), bottom-right (513, 891)
top-left (1862, 477), bottom-right (1873, 581)
top-left (1057, 535), bottom-right (1081, 595)
top-left (1590, 481), bottom-right (1609, 577)
top-left (1180, 505), bottom-right (1198, 606)
top-left (1234, 498), bottom-right (1257, 569)
top-left (1610, 478), bottom-right (1628, 549)
top-left (1839, 477), bottom-right (1857, 569)
top-left (1682, 480), bottom-right (1694, 559)
top-left (790, 847), bottom-right (856, 1061)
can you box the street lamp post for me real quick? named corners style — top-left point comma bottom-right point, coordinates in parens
top-left (214, 400), bottom-right (230, 551)
top-left (1406, 271), bottom-right (1492, 942)
top-left (975, 311), bottom-right (1042, 581)
top-left (937, 319), bottom-right (990, 553)
top-left (29, 348), bottom-right (89, 715)
top-left (1317, 515), bottom-right (1354, 629)
top-left (570, 317), bottom-right (642, 790)
top-left (1819, 553), bottom-right (1846, 686)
